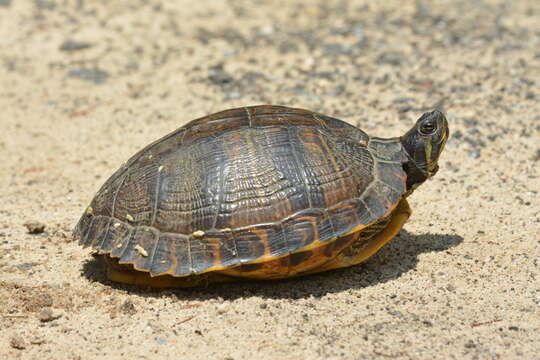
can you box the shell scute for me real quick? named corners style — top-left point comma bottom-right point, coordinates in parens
top-left (149, 234), bottom-right (176, 275)
top-left (189, 235), bottom-right (218, 274)
top-left (105, 221), bottom-right (130, 252)
top-left (124, 227), bottom-right (159, 271)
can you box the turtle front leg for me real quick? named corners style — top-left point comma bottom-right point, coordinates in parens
top-left (307, 199), bottom-right (411, 273)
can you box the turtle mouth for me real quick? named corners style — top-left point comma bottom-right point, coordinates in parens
top-left (407, 156), bottom-right (432, 178)
top-left (409, 159), bottom-right (439, 179)
top-left (415, 163), bottom-right (433, 178)
top-left (427, 164), bottom-right (439, 177)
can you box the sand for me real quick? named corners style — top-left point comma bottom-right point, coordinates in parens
top-left (1, 0), bottom-right (539, 359)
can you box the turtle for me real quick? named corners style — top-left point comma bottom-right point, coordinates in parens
top-left (74, 105), bottom-right (448, 288)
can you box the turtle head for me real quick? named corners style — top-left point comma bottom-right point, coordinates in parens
top-left (400, 110), bottom-right (449, 191)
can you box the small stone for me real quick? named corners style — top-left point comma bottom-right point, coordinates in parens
top-left (10, 335), bottom-right (26, 350)
top-left (134, 244), bottom-right (148, 257)
top-left (29, 336), bottom-right (45, 345)
top-left (59, 40), bottom-right (92, 52)
top-left (468, 149), bottom-right (481, 159)
top-left (158, 165), bottom-right (164, 172)
top-left (192, 230), bottom-right (205, 237)
top-left (126, 214), bottom-right (134, 222)
top-left (23, 221), bottom-right (46, 234)
top-left (66, 67), bottom-right (109, 84)
top-left (217, 303), bottom-right (229, 314)
top-left (38, 308), bottom-right (61, 322)
top-left (116, 243), bottom-right (123, 248)
top-left (208, 63), bottom-right (234, 86)
top-left (377, 52), bottom-right (405, 66)
top-left (226, 91), bottom-right (241, 100)
top-left (113, 223), bottom-right (121, 228)
top-left (260, 25), bottom-right (274, 35)
top-left (86, 207), bottom-right (94, 216)
top-left (16, 262), bottom-right (39, 271)
top-left (120, 300), bottom-right (137, 315)
top-left (155, 336), bottom-right (167, 345)
top-left (24, 292), bottom-right (53, 312)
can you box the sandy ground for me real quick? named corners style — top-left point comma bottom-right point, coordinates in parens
top-left (1, 0), bottom-right (539, 359)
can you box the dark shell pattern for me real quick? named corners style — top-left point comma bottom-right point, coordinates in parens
top-left (75, 106), bottom-right (407, 277)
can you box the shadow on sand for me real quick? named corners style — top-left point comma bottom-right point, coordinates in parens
top-left (81, 230), bottom-right (463, 300)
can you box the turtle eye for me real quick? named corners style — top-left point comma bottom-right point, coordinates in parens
top-left (419, 120), bottom-right (437, 135)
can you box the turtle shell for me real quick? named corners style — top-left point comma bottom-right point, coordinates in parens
top-left (74, 105), bottom-right (408, 278)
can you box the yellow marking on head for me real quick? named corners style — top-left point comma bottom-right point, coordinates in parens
top-left (425, 140), bottom-right (433, 171)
